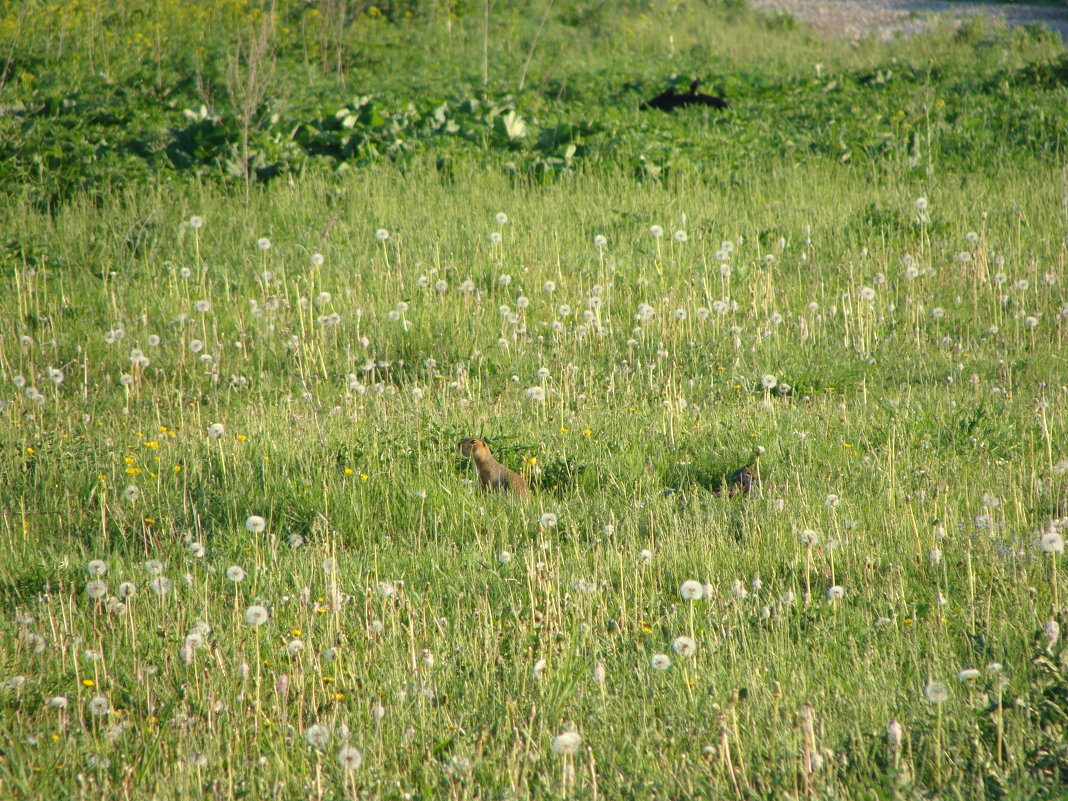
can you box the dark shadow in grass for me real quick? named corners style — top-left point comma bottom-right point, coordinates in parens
top-left (529, 455), bottom-right (587, 495)
top-left (0, 567), bottom-right (53, 612)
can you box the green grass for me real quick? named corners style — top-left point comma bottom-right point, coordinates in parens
top-left (2, 1), bottom-right (1068, 799)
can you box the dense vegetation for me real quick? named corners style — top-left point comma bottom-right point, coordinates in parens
top-left (2, 1), bottom-right (1068, 799)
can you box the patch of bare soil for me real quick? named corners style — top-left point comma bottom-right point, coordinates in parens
top-left (749, 0), bottom-right (1068, 41)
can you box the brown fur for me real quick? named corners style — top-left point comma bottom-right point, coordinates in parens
top-left (458, 438), bottom-right (529, 497)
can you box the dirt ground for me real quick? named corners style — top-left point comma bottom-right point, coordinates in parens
top-left (748, 0), bottom-right (1068, 41)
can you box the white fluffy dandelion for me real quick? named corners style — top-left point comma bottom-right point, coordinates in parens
top-left (244, 605), bottom-right (269, 626)
top-left (88, 695), bottom-right (110, 716)
top-left (149, 576), bottom-right (173, 597)
top-left (551, 731), bottom-right (583, 755)
top-left (651, 654), bottom-right (672, 670)
top-left (338, 745), bottom-right (363, 771)
top-left (679, 580), bottom-right (703, 601)
top-left (1040, 531), bottom-right (1065, 554)
top-left (672, 636), bottom-right (697, 658)
top-left (87, 560), bottom-right (108, 577)
top-left (540, 513), bottom-right (558, 528)
top-left (305, 724), bottom-right (331, 748)
top-left (924, 680), bottom-right (949, 704)
top-left (245, 515), bottom-right (266, 534)
top-left (226, 566), bottom-right (247, 583)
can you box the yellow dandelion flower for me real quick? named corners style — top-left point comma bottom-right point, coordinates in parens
top-left (82, 679), bottom-right (95, 688)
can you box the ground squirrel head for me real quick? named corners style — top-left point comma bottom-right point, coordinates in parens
top-left (458, 438), bottom-right (490, 459)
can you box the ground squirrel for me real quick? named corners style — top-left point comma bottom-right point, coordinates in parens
top-left (713, 450), bottom-right (763, 497)
top-left (458, 438), bottom-right (529, 496)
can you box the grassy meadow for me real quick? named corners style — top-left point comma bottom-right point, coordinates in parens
top-left (2, 1), bottom-right (1068, 799)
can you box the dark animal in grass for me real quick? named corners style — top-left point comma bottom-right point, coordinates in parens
top-left (458, 438), bottom-right (529, 497)
top-left (640, 79), bottom-right (728, 112)
top-left (713, 454), bottom-right (762, 498)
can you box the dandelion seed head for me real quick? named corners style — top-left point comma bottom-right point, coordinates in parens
top-left (924, 680), bottom-right (949, 704)
top-left (226, 565), bottom-right (247, 582)
top-left (244, 605), bottom-right (269, 626)
top-left (672, 635), bottom-right (697, 657)
top-left (150, 576), bottom-right (173, 596)
top-left (551, 731), bottom-right (583, 755)
top-left (305, 723), bottom-right (331, 748)
top-left (680, 579), bottom-right (703, 601)
top-left (87, 560), bottom-right (108, 577)
top-left (651, 654), bottom-right (672, 670)
top-left (245, 515), bottom-right (267, 534)
top-left (1040, 531), bottom-right (1065, 554)
top-left (88, 695), bottom-right (110, 716)
top-left (799, 529), bottom-right (819, 547)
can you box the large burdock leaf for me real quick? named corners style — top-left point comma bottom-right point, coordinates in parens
top-left (493, 110), bottom-right (527, 143)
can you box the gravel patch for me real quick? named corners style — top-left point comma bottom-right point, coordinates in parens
top-left (749, 0), bottom-right (1068, 41)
